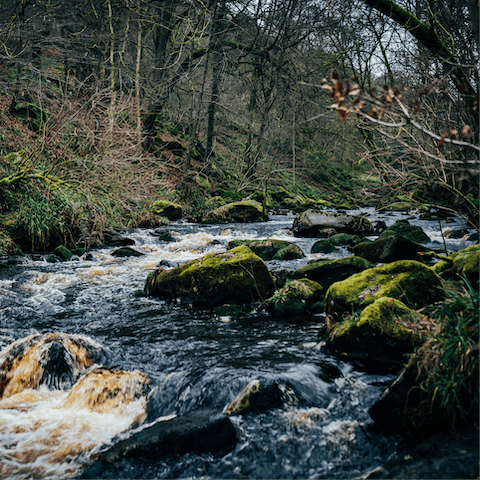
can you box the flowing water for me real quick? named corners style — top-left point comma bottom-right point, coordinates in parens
top-left (0, 209), bottom-right (475, 479)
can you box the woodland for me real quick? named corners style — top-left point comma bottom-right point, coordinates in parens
top-left (0, 0), bottom-right (478, 252)
top-left (0, 3), bottom-right (479, 475)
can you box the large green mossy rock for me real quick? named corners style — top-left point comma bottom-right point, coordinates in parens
top-left (150, 201), bottom-right (183, 220)
top-left (227, 239), bottom-right (305, 261)
top-left (325, 297), bottom-right (431, 362)
top-left (293, 256), bottom-right (373, 290)
top-left (145, 245), bottom-right (275, 307)
top-left (205, 200), bottom-right (268, 223)
top-left (265, 278), bottom-right (323, 315)
top-left (292, 209), bottom-right (373, 237)
top-left (431, 244), bottom-right (479, 285)
top-left (325, 260), bottom-right (444, 319)
top-left (352, 232), bottom-right (429, 263)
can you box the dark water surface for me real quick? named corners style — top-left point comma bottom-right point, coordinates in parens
top-left (0, 210), bottom-right (475, 479)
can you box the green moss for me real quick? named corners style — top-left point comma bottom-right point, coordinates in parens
top-left (228, 239), bottom-right (304, 261)
top-left (52, 245), bottom-right (73, 261)
top-left (329, 233), bottom-right (362, 246)
top-left (451, 244), bottom-right (479, 281)
top-left (207, 199), bottom-right (267, 223)
top-left (311, 239), bottom-right (336, 253)
top-left (150, 200), bottom-right (183, 220)
top-left (325, 260), bottom-right (444, 319)
top-left (380, 220), bottom-right (430, 243)
top-left (147, 245), bottom-right (275, 306)
top-left (356, 297), bottom-right (424, 340)
top-left (327, 297), bottom-right (429, 360)
top-left (266, 278), bottom-right (323, 315)
top-left (430, 245), bottom-right (479, 285)
top-left (273, 243), bottom-right (305, 260)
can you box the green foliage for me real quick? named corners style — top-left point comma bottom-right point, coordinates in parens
top-left (415, 279), bottom-right (479, 428)
top-left (13, 192), bottom-right (70, 250)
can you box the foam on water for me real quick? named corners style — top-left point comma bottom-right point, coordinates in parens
top-left (0, 388), bottom-right (147, 479)
top-left (0, 333), bottom-right (151, 479)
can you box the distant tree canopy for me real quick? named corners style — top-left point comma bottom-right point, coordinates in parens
top-left (0, 0), bottom-right (477, 215)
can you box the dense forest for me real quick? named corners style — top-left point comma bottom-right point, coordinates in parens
top-left (0, 0), bottom-right (478, 252)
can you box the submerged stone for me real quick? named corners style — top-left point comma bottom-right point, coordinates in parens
top-left (86, 409), bottom-right (237, 466)
top-left (111, 246), bottom-right (144, 257)
top-left (325, 260), bottom-right (444, 320)
top-left (104, 231), bottom-right (135, 247)
top-left (145, 245), bottom-right (275, 307)
top-left (224, 379), bottom-right (293, 415)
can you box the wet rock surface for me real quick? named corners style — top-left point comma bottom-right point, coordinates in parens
top-left (81, 409), bottom-right (237, 475)
top-left (293, 209), bottom-right (373, 237)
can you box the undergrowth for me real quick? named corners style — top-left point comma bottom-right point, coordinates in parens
top-left (413, 278), bottom-right (479, 429)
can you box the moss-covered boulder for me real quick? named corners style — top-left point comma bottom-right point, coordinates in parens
top-left (292, 209), bottom-right (373, 237)
top-left (325, 260), bottom-right (444, 320)
top-left (272, 242), bottom-right (306, 260)
top-left (352, 231), bottom-right (429, 263)
top-left (150, 200), bottom-right (183, 220)
top-left (205, 199), bottom-right (268, 223)
top-left (265, 279), bottom-right (323, 315)
top-left (325, 297), bottom-right (433, 362)
top-left (311, 239), bottom-right (336, 254)
top-left (144, 245), bottom-right (275, 307)
top-left (380, 220), bottom-right (430, 244)
top-left (329, 233), bottom-right (363, 247)
top-left (293, 256), bottom-right (373, 290)
top-left (431, 244), bottom-right (479, 285)
top-left (311, 233), bottom-right (362, 254)
top-left (227, 239), bottom-right (304, 261)
top-left (52, 245), bottom-right (73, 261)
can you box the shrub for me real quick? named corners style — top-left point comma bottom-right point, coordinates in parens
top-left (414, 279), bottom-right (479, 428)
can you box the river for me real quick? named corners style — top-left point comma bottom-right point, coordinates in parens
top-left (0, 208), bottom-right (475, 479)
